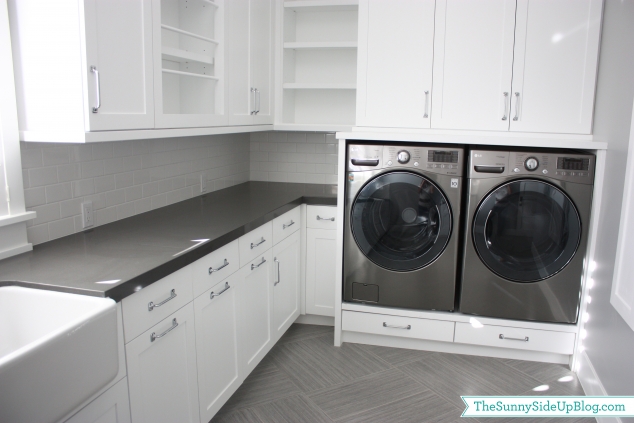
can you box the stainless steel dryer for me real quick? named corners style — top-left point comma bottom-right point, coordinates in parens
top-left (459, 149), bottom-right (594, 324)
top-left (343, 143), bottom-right (464, 311)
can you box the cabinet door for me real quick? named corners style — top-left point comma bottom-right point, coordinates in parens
top-left (83, 0), bottom-right (154, 131)
top-left (509, 0), bottom-right (602, 134)
top-left (250, 0), bottom-right (273, 124)
top-left (271, 231), bottom-right (300, 341)
top-left (126, 304), bottom-right (200, 423)
top-left (306, 228), bottom-right (336, 317)
top-left (226, 0), bottom-right (252, 125)
top-left (64, 377), bottom-right (131, 423)
top-left (356, 0), bottom-right (435, 128)
top-left (236, 250), bottom-right (273, 375)
top-left (431, 0), bottom-right (516, 131)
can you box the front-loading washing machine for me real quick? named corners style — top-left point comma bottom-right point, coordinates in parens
top-left (343, 143), bottom-right (464, 311)
top-left (459, 148), bottom-right (594, 324)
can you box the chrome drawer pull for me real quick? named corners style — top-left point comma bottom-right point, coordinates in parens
top-left (283, 220), bottom-right (295, 229)
top-left (251, 257), bottom-right (266, 270)
top-left (499, 334), bottom-right (529, 342)
top-left (150, 318), bottom-right (178, 342)
top-left (316, 215), bottom-right (335, 221)
top-left (274, 258), bottom-right (280, 286)
top-left (513, 92), bottom-right (520, 121)
top-left (383, 322), bottom-right (411, 330)
top-left (423, 90), bottom-right (429, 118)
top-left (210, 282), bottom-right (230, 300)
top-left (209, 259), bottom-right (229, 275)
top-left (502, 92), bottom-right (509, 120)
top-left (91, 66), bottom-right (100, 113)
top-left (250, 237), bottom-right (266, 249)
top-left (148, 289), bottom-right (176, 311)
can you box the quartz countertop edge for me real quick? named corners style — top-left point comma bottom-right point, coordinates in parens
top-left (0, 182), bottom-right (337, 302)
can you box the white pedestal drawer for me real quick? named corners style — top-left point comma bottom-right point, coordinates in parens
top-left (453, 322), bottom-right (576, 355)
top-left (342, 311), bottom-right (455, 342)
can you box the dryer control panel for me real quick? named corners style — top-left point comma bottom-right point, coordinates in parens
top-left (469, 150), bottom-right (595, 184)
top-left (348, 144), bottom-right (464, 176)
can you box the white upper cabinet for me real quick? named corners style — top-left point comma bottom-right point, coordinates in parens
top-left (152, 0), bottom-right (227, 128)
top-left (227, 0), bottom-right (274, 125)
top-left (356, 0), bottom-right (435, 129)
top-left (509, 0), bottom-right (603, 134)
top-left (431, 0), bottom-right (516, 131)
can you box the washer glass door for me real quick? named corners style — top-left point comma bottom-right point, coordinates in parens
top-left (472, 179), bottom-right (581, 282)
top-left (351, 171), bottom-right (452, 271)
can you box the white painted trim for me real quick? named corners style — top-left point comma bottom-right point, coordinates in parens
top-left (576, 351), bottom-right (622, 423)
top-left (337, 130), bottom-right (607, 150)
top-left (274, 124), bottom-right (352, 132)
top-left (20, 125), bottom-right (273, 144)
top-left (0, 211), bottom-right (36, 228)
top-left (299, 204), bottom-right (307, 315)
top-left (342, 331), bottom-right (570, 364)
top-left (295, 314), bottom-right (334, 326)
top-left (0, 242), bottom-right (32, 260)
top-left (333, 138), bottom-right (346, 346)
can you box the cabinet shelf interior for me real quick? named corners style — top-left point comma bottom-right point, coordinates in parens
top-left (284, 0), bottom-right (359, 12)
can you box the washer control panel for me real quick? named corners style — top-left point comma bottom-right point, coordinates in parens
top-left (348, 144), bottom-right (463, 176)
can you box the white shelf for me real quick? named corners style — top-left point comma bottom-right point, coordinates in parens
top-left (283, 82), bottom-right (356, 89)
top-left (284, 0), bottom-right (358, 12)
top-left (162, 47), bottom-right (213, 65)
top-left (284, 41), bottom-right (357, 50)
top-left (161, 25), bottom-right (219, 45)
top-left (162, 69), bottom-right (219, 81)
top-left (274, 123), bottom-right (352, 132)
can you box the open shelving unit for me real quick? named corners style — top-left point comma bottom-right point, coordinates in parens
top-left (277, 0), bottom-right (359, 129)
top-left (155, 0), bottom-right (225, 126)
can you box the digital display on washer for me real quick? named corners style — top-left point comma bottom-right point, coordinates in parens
top-left (428, 150), bottom-right (459, 163)
top-left (557, 157), bottom-right (589, 171)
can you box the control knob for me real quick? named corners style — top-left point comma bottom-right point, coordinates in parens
top-left (397, 150), bottom-right (411, 164)
top-left (524, 157), bottom-right (539, 171)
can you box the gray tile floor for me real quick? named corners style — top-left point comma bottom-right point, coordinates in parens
top-left (212, 324), bottom-right (594, 423)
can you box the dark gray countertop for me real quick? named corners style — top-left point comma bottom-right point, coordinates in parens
top-left (0, 182), bottom-right (337, 301)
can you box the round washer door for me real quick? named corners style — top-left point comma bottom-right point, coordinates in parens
top-left (351, 171), bottom-right (452, 271)
top-left (472, 179), bottom-right (581, 282)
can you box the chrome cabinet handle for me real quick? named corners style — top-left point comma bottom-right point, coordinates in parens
top-left (255, 88), bottom-right (260, 114)
top-left (250, 237), bottom-right (266, 249)
top-left (210, 282), bottom-right (230, 300)
top-left (423, 90), bottom-right (429, 118)
top-left (91, 66), bottom-right (100, 113)
top-left (251, 257), bottom-right (266, 270)
top-left (148, 289), bottom-right (176, 311)
top-left (209, 259), bottom-right (229, 275)
top-left (316, 215), bottom-right (335, 221)
top-left (513, 92), bottom-right (520, 121)
top-left (283, 220), bottom-right (295, 230)
top-left (383, 322), bottom-right (411, 330)
top-left (502, 92), bottom-right (509, 120)
top-left (150, 318), bottom-right (178, 342)
top-left (250, 87), bottom-right (256, 115)
top-left (274, 258), bottom-right (280, 286)
top-left (499, 334), bottom-right (529, 342)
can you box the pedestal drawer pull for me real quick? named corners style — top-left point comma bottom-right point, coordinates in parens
top-left (210, 282), bottom-right (230, 300)
top-left (250, 237), bottom-right (266, 249)
top-left (150, 318), bottom-right (178, 342)
top-left (209, 259), bottom-right (229, 275)
top-left (148, 289), bottom-right (177, 311)
top-left (499, 334), bottom-right (529, 342)
top-left (383, 322), bottom-right (411, 330)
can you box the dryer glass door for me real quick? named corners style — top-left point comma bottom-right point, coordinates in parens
top-left (351, 171), bottom-right (452, 271)
top-left (473, 179), bottom-right (581, 282)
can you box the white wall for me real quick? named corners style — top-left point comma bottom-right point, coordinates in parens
top-left (20, 134), bottom-right (250, 245)
top-left (582, 0), bottom-right (634, 413)
top-left (249, 131), bottom-right (338, 184)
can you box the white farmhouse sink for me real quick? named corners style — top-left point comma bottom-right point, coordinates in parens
top-left (0, 286), bottom-right (118, 423)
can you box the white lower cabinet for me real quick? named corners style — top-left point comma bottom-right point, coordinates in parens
top-left (126, 303), bottom-right (200, 423)
top-left (236, 250), bottom-right (274, 375)
top-left (64, 377), bottom-right (131, 423)
top-left (272, 231), bottom-right (301, 342)
top-left (194, 277), bottom-right (242, 423)
top-left (306, 228), bottom-right (337, 317)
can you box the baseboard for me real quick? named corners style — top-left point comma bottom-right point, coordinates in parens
top-left (576, 351), bottom-right (621, 423)
top-left (295, 314), bottom-right (335, 326)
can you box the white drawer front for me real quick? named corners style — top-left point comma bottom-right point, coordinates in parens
top-left (272, 206), bottom-right (301, 245)
top-left (454, 322), bottom-right (576, 355)
top-left (192, 240), bottom-right (240, 298)
top-left (342, 311), bottom-right (455, 342)
top-left (122, 265), bottom-right (193, 344)
top-left (239, 221), bottom-right (273, 267)
top-left (307, 205), bottom-right (337, 229)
